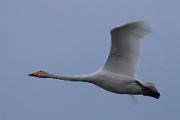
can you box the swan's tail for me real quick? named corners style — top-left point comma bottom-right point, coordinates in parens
top-left (135, 81), bottom-right (160, 99)
top-left (142, 82), bottom-right (160, 99)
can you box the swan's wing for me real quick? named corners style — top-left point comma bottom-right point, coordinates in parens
top-left (103, 21), bottom-right (151, 77)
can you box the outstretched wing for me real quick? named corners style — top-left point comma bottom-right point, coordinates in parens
top-left (103, 21), bottom-right (151, 78)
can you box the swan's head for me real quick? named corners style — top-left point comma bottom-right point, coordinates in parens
top-left (28, 70), bottom-right (49, 78)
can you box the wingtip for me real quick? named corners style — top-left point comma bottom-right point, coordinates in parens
top-left (111, 21), bottom-right (152, 35)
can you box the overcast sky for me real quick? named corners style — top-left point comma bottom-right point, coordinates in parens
top-left (1, 0), bottom-right (180, 120)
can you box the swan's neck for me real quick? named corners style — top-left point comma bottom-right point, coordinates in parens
top-left (47, 73), bottom-right (90, 82)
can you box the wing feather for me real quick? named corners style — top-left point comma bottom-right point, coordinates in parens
top-left (103, 21), bottom-right (151, 77)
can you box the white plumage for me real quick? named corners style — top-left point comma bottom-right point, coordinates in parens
top-left (29, 21), bottom-right (160, 99)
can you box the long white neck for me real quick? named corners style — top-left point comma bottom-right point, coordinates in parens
top-left (47, 73), bottom-right (90, 82)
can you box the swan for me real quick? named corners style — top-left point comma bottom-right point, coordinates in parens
top-left (29, 21), bottom-right (160, 99)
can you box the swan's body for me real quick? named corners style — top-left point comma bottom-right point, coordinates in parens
top-left (29, 21), bottom-right (160, 99)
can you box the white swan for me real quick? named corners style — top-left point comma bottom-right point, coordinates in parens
top-left (29, 21), bottom-right (160, 99)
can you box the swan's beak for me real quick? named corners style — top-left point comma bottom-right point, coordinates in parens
top-left (28, 71), bottom-right (38, 77)
top-left (28, 70), bottom-right (48, 78)
top-left (28, 73), bottom-right (34, 76)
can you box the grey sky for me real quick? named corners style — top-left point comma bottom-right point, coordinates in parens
top-left (0, 0), bottom-right (180, 120)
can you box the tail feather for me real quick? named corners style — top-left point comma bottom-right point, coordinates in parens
top-left (135, 81), bottom-right (160, 99)
top-left (143, 86), bottom-right (160, 99)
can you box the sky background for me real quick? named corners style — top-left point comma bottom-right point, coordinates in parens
top-left (1, 0), bottom-right (180, 120)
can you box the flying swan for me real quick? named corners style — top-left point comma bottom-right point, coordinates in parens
top-left (29, 21), bottom-right (160, 99)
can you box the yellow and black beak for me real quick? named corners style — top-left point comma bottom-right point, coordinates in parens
top-left (28, 73), bottom-right (34, 76)
top-left (28, 71), bottom-right (39, 77)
